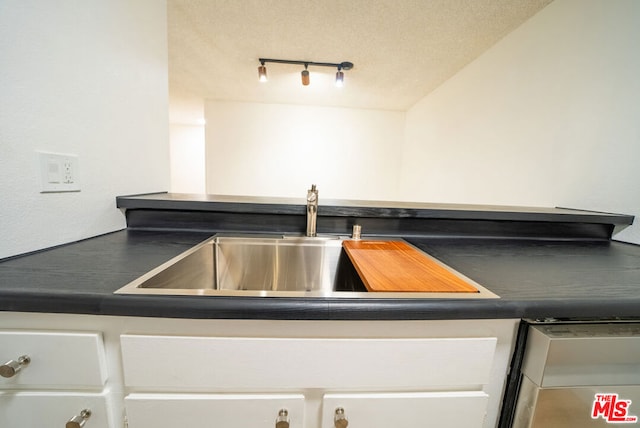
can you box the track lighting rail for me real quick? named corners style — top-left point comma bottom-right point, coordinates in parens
top-left (258, 58), bottom-right (353, 86)
top-left (258, 58), bottom-right (354, 70)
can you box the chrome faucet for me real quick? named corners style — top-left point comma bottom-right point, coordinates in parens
top-left (306, 184), bottom-right (318, 237)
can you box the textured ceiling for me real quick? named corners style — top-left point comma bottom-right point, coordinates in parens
top-left (168, 0), bottom-right (553, 122)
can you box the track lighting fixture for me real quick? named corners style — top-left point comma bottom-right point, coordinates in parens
top-left (258, 58), bottom-right (353, 87)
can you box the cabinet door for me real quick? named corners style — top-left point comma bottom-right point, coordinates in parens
top-left (0, 391), bottom-right (111, 428)
top-left (125, 393), bottom-right (305, 428)
top-left (0, 331), bottom-right (107, 389)
top-left (322, 391), bottom-right (489, 428)
top-left (121, 335), bottom-right (496, 391)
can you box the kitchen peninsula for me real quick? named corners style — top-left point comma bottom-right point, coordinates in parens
top-left (1, 193), bottom-right (639, 428)
top-left (1, 192), bottom-right (638, 320)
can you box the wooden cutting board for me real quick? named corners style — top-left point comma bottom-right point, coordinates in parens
top-left (343, 240), bottom-right (479, 293)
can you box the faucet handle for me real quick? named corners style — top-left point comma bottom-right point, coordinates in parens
top-left (307, 185), bottom-right (318, 203)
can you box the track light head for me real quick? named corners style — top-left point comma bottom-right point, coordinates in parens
top-left (258, 61), bottom-right (267, 82)
top-left (335, 66), bottom-right (344, 87)
top-left (258, 66), bottom-right (267, 82)
top-left (301, 64), bottom-right (310, 86)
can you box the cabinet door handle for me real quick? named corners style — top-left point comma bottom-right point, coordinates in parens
top-left (0, 355), bottom-right (31, 378)
top-left (275, 409), bottom-right (290, 428)
top-left (334, 407), bottom-right (349, 428)
top-left (66, 409), bottom-right (92, 428)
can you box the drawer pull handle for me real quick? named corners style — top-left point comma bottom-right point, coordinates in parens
top-left (66, 409), bottom-right (92, 428)
top-left (275, 409), bottom-right (290, 428)
top-left (334, 407), bottom-right (349, 428)
top-left (0, 355), bottom-right (31, 378)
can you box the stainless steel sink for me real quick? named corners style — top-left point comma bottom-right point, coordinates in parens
top-left (115, 235), bottom-right (360, 296)
top-left (214, 236), bottom-right (344, 292)
top-left (115, 234), bottom-right (499, 298)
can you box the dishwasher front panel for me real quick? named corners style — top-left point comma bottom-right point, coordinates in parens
top-left (511, 323), bottom-right (640, 428)
top-left (513, 376), bottom-right (640, 427)
top-left (521, 323), bottom-right (640, 388)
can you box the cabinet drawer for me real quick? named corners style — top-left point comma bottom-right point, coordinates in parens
top-left (0, 391), bottom-right (111, 428)
top-left (121, 335), bottom-right (496, 390)
top-left (322, 391), bottom-right (489, 428)
top-left (125, 393), bottom-right (305, 428)
top-left (0, 331), bottom-right (107, 389)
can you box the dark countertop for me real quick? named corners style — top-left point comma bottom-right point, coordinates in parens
top-left (408, 238), bottom-right (640, 320)
top-left (1, 194), bottom-right (638, 321)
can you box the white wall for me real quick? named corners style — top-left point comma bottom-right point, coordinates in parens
top-left (205, 101), bottom-right (404, 200)
top-left (0, 0), bottom-right (169, 259)
top-left (170, 124), bottom-right (206, 194)
top-left (546, 0), bottom-right (640, 244)
top-left (400, 0), bottom-right (640, 244)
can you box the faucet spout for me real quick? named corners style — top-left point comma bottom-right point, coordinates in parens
top-left (306, 184), bottom-right (318, 237)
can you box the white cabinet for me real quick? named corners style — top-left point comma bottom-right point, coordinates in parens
top-left (120, 335), bottom-right (497, 390)
top-left (0, 313), bottom-right (519, 428)
top-left (122, 391), bottom-right (488, 428)
top-left (0, 331), bottom-right (107, 389)
top-left (321, 392), bottom-right (489, 428)
top-left (120, 331), bottom-right (505, 428)
top-left (125, 393), bottom-right (305, 428)
top-left (0, 330), bottom-right (110, 428)
top-left (0, 392), bottom-right (111, 428)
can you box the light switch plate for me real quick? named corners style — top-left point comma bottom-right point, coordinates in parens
top-left (39, 152), bottom-right (80, 193)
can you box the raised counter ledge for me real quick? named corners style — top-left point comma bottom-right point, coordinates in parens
top-left (116, 193), bottom-right (633, 241)
top-left (117, 192), bottom-right (634, 224)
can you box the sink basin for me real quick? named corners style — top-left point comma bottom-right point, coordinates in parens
top-left (115, 234), bottom-right (499, 298)
top-left (213, 236), bottom-right (345, 292)
top-left (116, 235), bottom-right (365, 297)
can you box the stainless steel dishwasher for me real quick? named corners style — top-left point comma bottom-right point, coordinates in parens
top-left (510, 322), bottom-right (640, 427)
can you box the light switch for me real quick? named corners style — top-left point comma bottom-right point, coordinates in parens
top-left (39, 152), bottom-right (80, 192)
top-left (47, 160), bottom-right (61, 183)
